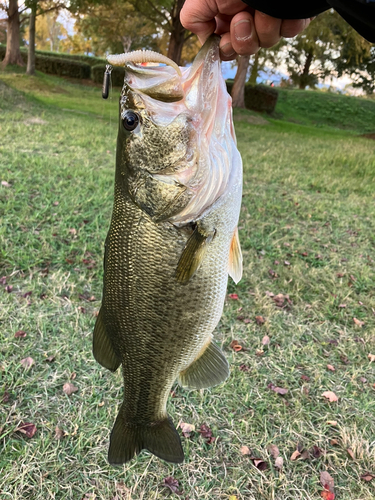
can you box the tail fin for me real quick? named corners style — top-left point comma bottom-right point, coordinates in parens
top-left (108, 407), bottom-right (184, 465)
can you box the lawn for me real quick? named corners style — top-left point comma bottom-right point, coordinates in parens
top-left (0, 71), bottom-right (374, 500)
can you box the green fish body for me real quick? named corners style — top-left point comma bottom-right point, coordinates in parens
top-left (94, 36), bottom-right (243, 464)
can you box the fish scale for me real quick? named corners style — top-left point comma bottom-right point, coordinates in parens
top-left (93, 35), bottom-right (243, 464)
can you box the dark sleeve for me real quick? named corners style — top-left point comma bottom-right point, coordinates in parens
top-left (241, 0), bottom-right (375, 42)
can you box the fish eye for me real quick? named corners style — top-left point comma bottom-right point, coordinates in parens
top-left (122, 111), bottom-right (140, 131)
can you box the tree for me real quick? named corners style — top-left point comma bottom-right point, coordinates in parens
top-left (26, 0), bottom-right (36, 74)
top-left (1, 0), bottom-right (24, 67)
top-left (333, 19), bottom-right (374, 94)
top-left (231, 55), bottom-right (250, 108)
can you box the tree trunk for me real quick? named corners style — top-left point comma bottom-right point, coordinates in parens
top-left (248, 50), bottom-right (260, 86)
top-left (2, 0), bottom-right (24, 68)
top-left (299, 51), bottom-right (313, 89)
top-left (26, 3), bottom-right (37, 76)
top-left (167, 0), bottom-right (186, 65)
top-left (231, 55), bottom-right (250, 108)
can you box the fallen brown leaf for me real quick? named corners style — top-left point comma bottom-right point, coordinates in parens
top-left (14, 330), bottom-right (27, 338)
top-left (55, 426), bottom-right (66, 440)
top-left (256, 316), bottom-right (266, 326)
top-left (322, 391), bottom-right (338, 402)
top-left (63, 383), bottom-right (78, 396)
top-left (290, 450), bottom-right (301, 461)
top-left (353, 317), bottom-right (365, 327)
top-left (368, 354), bottom-right (375, 362)
top-left (239, 364), bottom-right (250, 372)
top-left (275, 456), bottom-right (283, 470)
top-left (327, 420), bottom-right (338, 426)
top-left (163, 476), bottom-right (182, 495)
top-left (267, 444), bottom-right (279, 459)
top-left (17, 422), bottom-right (37, 438)
top-left (268, 383), bottom-right (288, 395)
top-left (199, 423), bottom-right (215, 444)
top-left (240, 445), bottom-right (251, 456)
top-left (347, 448), bottom-right (355, 460)
top-left (261, 335), bottom-right (270, 345)
top-left (20, 357), bottom-right (35, 369)
top-left (252, 458), bottom-right (268, 470)
top-left (320, 471), bottom-right (335, 493)
top-left (230, 339), bottom-right (244, 352)
top-left (179, 422), bottom-right (195, 438)
top-left (360, 473), bottom-right (375, 482)
top-left (327, 364), bottom-right (335, 371)
top-left (330, 439), bottom-right (339, 445)
top-left (45, 355), bottom-right (55, 363)
top-left (311, 445), bottom-right (324, 458)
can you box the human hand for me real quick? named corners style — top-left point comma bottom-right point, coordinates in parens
top-left (180, 0), bottom-right (313, 61)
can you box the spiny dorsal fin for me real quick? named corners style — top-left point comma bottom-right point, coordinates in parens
top-left (178, 341), bottom-right (229, 389)
top-left (228, 227), bottom-right (242, 284)
top-left (175, 225), bottom-right (215, 283)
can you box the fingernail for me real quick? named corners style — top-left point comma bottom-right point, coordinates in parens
top-left (234, 20), bottom-right (252, 41)
top-left (220, 43), bottom-right (236, 58)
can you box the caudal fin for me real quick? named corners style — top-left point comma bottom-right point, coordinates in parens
top-left (108, 408), bottom-right (184, 465)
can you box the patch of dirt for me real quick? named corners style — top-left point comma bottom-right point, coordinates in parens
top-left (235, 114), bottom-right (269, 125)
top-left (361, 133), bottom-right (375, 140)
top-left (23, 117), bottom-right (48, 126)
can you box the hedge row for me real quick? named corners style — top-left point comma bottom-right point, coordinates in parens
top-left (0, 44), bottom-right (91, 79)
top-left (226, 81), bottom-right (279, 114)
top-left (0, 43), bottom-right (106, 67)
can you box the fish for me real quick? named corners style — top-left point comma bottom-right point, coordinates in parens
top-left (93, 35), bottom-right (243, 465)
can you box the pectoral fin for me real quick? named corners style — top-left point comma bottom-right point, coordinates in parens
top-left (175, 224), bottom-right (215, 283)
top-left (93, 309), bottom-right (121, 372)
top-left (178, 341), bottom-right (229, 389)
top-left (228, 227), bottom-right (242, 284)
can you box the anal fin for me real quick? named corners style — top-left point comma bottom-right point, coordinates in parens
top-left (175, 224), bottom-right (215, 283)
top-left (178, 341), bottom-right (229, 389)
top-left (108, 407), bottom-right (184, 464)
top-left (93, 308), bottom-right (121, 372)
top-left (228, 227), bottom-right (243, 284)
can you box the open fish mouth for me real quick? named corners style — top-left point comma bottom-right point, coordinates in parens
top-left (107, 36), bottom-right (242, 226)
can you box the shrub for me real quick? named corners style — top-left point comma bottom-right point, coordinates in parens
top-left (35, 56), bottom-right (91, 79)
top-left (92, 65), bottom-right (125, 88)
top-left (226, 80), bottom-right (279, 114)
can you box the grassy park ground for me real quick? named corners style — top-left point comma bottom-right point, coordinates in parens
top-left (0, 68), bottom-right (374, 500)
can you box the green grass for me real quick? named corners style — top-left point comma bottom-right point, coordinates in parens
top-left (1, 72), bottom-right (375, 500)
top-left (276, 88), bottom-right (375, 134)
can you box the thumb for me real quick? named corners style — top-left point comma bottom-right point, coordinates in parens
top-left (180, 0), bottom-right (218, 44)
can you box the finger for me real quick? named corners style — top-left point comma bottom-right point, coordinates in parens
top-left (219, 32), bottom-right (237, 61)
top-left (214, 14), bottom-right (232, 36)
top-left (280, 18), bottom-right (311, 38)
top-left (253, 11), bottom-right (282, 48)
top-left (180, 1), bottom-right (217, 45)
top-left (230, 11), bottom-right (260, 56)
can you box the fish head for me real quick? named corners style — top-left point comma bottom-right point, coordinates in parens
top-left (114, 36), bottom-right (241, 224)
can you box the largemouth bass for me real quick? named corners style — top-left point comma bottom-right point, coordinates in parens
top-left (94, 35), bottom-right (243, 465)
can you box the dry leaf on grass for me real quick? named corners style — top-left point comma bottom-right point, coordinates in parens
top-left (256, 316), bottom-right (266, 326)
top-left (268, 383), bottom-right (288, 395)
top-left (347, 448), bottom-right (355, 460)
top-left (353, 317), bottom-right (365, 327)
top-left (368, 354), bottom-right (375, 362)
top-left (327, 364), bottom-right (335, 371)
top-left (199, 423), bottom-right (215, 444)
top-left (16, 422), bottom-right (37, 438)
top-left (240, 445), bottom-right (251, 456)
top-left (251, 458), bottom-right (268, 471)
top-left (320, 471), bottom-right (335, 492)
top-left (14, 330), bottom-right (27, 338)
top-left (179, 422), bottom-right (195, 438)
top-left (360, 473), bottom-right (375, 482)
top-left (327, 420), bottom-right (337, 426)
top-left (230, 339), bottom-right (246, 352)
top-left (63, 383), bottom-right (78, 396)
top-left (267, 444), bottom-right (279, 458)
top-left (20, 357), bottom-right (35, 369)
top-left (163, 476), bottom-right (182, 495)
top-left (322, 391), bottom-right (338, 402)
top-left (261, 335), bottom-right (270, 345)
top-left (290, 450), bottom-right (301, 461)
top-left (275, 456), bottom-right (283, 470)
top-left (55, 426), bottom-right (66, 440)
